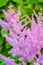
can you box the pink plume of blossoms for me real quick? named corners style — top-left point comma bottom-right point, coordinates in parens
top-left (0, 4), bottom-right (43, 65)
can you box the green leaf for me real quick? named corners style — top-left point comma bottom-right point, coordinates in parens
top-left (38, 0), bottom-right (43, 2)
top-left (0, 59), bottom-right (6, 65)
top-left (0, 0), bottom-right (9, 7)
top-left (27, 61), bottom-right (34, 65)
top-left (29, 0), bottom-right (37, 4)
top-left (27, 22), bottom-right (31, 28)
top-left (0, 46), bottom-right (2, 52)
top-left (34, 4), bottom-right (41, 10)
top-left (39, 3), bottom-right (43, 9)
top-left (5, 41), bottom-right (11, 50)
top-left (21, 7), bottom-right (28, 15)
top-left (1, 29), bottom-right (8, 37)
top-left (13, 0), bottom-right (23, 6)
top-left (0, 35), bottom-right (4, 46)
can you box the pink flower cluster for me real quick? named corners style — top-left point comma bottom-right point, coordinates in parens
top-left (0, 4), bottom-right (43, 65)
